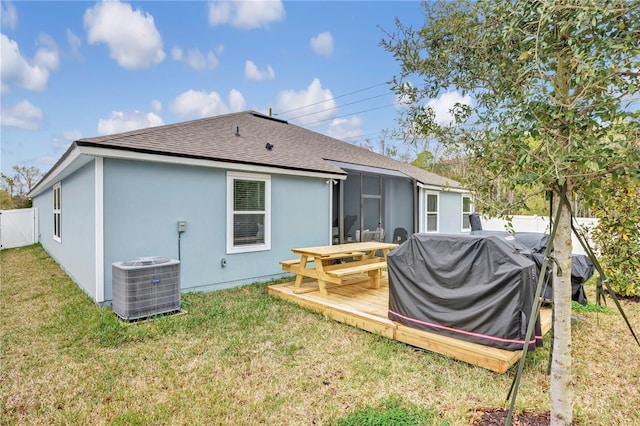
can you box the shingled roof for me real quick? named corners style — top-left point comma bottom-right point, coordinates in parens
top-left (75, 110), bottom-right (462, 188)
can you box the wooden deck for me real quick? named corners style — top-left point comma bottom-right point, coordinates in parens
top-left (267, 273), bottom-right (552, 374)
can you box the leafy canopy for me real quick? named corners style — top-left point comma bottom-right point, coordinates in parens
top-left (382, 0), bottom-right (640, 216)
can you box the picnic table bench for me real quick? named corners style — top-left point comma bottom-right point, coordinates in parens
top-left (281, 241), bottom-right (398, 295)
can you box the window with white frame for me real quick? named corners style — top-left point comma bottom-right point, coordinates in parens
top-left (425, 191), bottom-right (438, 233)
top-left (227, 172), bottom-right (270, 253)
top-left (53, 183), bottom-right (61, 242)
top-left (462, 195), bottom-right (473, 232)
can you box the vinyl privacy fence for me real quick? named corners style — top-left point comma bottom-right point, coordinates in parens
top-left (479, 214), bottom-right (599, 255)
top-left (0, 209), bottom-right (598, 254)
top-left (0, 208), bottom-right (39, 249)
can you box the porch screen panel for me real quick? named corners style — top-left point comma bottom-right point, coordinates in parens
top-left (363, 174), bottom-right (381, 195)
top-left (363, 197), bottom-right (381, 230)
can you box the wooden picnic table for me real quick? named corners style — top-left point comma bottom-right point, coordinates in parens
top-left (280, 241), bottom-right (399, 295)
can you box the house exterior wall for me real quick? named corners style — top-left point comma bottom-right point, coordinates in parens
top-left (33, 161), bottom-right (97, 299)
top-left (418, 188), bottom-right (469, 234)
top-left (439, 191), bottom-right (468, 234)
top-left (102, 158), bottom-right (330, 301)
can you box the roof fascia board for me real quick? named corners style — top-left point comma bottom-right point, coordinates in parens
top-left (28, 146), bottom-right (92, 198)
top-left (417, 181), bottom-right (470, 194)
top-left (328, 160), bottom-right (411, 179)
top-left (77, 146), bottom-right (347, 180)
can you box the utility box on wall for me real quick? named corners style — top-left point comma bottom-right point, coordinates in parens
top-left (112, 256), bottom-right (181, 321)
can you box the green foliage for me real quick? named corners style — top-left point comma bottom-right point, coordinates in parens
top-left (411, 150), bottom-right (436, 170)
top-left (589, 176), bottom-right (640, 296)
top-left (382, 1), bottom-right (640, 217)
top-left (571, 301), bottom-right (612, 314)
top-left (0, 189), bottom-right (15, 209)
top-left (1, 165), bottom-right (42, 209)
top-left (330, 397), bottom-right (448, 426)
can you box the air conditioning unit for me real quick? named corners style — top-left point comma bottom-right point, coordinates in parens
top-left (112, 256), bottom-right (181, 321)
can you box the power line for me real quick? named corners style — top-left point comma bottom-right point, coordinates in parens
top-left (286, 92), bottom-right (392, 121)
top-left (274, 82), bottom-right (389, 116)
top-left (301, 102), bottom-right (400, 126)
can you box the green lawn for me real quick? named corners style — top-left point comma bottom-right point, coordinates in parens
top-left (1, 244), bottom-right (638, 425)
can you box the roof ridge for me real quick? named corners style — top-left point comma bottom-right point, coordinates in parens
top-left (79, 110), bottom-right (255, 143)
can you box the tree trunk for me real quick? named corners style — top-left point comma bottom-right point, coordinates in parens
top-left (550, 195), bottom-right (573, 425)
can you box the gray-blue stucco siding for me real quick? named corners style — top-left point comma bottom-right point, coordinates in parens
top-left (439, 191), bottom-right (467, 234)
top-left (102, 158), bottom-right (330, 300)
top-left (33, 161), bottom-right (97, 300)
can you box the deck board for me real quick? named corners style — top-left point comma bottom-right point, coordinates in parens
top-left (267, 273), bottom-right (552, 373)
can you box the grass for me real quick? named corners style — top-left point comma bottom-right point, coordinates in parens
top-left (1, 244), bottom-right (639, 425)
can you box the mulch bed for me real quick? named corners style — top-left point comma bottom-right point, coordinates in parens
top-left (615, 293), bottom-right (640, 303)
top-left (469, 408), bottom-right (551, 425)
top-left (469, 292), bottom-right (638, 425)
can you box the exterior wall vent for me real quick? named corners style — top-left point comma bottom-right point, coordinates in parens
top-left (112, 256), bottom-right (180, 321)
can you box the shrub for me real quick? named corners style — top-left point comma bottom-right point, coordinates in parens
top-left (589, 176), bottom-right (640, 296)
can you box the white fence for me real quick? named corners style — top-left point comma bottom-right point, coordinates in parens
top-left (0, 208), bottom-right (39, 249)
top-left (479, 214), bottom-right (599, 255)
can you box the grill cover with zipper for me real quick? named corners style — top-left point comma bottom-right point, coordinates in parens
top-left (387, 234), bottom-right (542, 350)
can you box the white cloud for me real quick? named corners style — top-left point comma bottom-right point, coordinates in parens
top-left (97, 110), bottom-right (164, 135)
top-left (228, 88), bottom-right (245, 111)
top-left (66, 29), bottom-right (82, 54)
top-left (52, 129), bottom-right (83, 149)
top-left (426, 90), bottom-right (473, 125)
top-left (186, 49), bottom-right (219, 71)
top-left (172, 46), bottom-right (220, 71)
top-left (63, 129), bottom-right (83, 141)
top-left (310, 31), bottom-right (333, 56)
top-left (276, 78), bottom-right (335, 125)
top-left (326, 117), bottom-right (364, 141)
top-left (151, 99), bottom-right (162, 113)
top-left (170, 89), bottom-right (246, 118)
top-left (1, 33), bottom-right (51, 92)
top-left (208, 0), bottom-right (284, 29)
top-left (1, 1), bottom-right (17, 30)
top-left (84, 1), bottom-right (165, 70)
top-left (34, 33), bottom-right (59, 71)
top-left (245, 60), bottom-right (274, 81)
top-left (171, 46), bottom-right (183, 60)
top-left (0, 100), bottom-right (42, 130)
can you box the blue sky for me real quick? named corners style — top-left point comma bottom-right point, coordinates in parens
top-left (1, 0), bottom-right (472, 176)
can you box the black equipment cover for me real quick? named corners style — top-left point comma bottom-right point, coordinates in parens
top-left (472, 230), bottom-right (592, 305)
top-left (388, 234), bottom-right (543, 351)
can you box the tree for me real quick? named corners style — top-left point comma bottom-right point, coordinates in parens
top-left (382, 1), bottom-right (640, 424)
top-left (0, 173), bottom-right (17, 198)
top-left (589, 174), bottom-right (640, 296)
top-left (0, 189), bottom-right (15, 210)
top-left (12, 165), bottom-right (42, 195)
top-left (0, 166), bottom-right (42, 209)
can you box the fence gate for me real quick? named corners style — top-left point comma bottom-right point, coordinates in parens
top-left (0, 208), bottom-right (38, 249)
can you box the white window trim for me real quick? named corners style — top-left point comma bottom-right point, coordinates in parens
top-left (53, 182), bottom-right (61, 243)
top-left (461, 194), bottom-right (474, 232)
top-left (424, 190), bottom-right (439, 233)
top-left (226, 171), bottom-right (271, 254)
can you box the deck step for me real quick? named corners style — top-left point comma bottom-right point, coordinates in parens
top-left (266, 280), bottom-right (552, 374)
